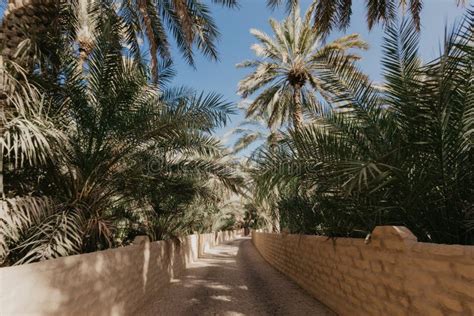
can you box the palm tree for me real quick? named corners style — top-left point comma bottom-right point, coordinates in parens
top-left (267, 0), bottom-right (467, 37)
top-left (76, 0), bottom-right (239, 83)
top-left (237, 3), bottom-right (367, 131)
top-left (229, 117), bottom-right (282, 157)
top-left (251, 10), bottom-right (474, 244)
top-left (224, 101), bottom-right (282, 158)
top-left (0, 57), bottom-right (73, 265)
top-left (1, 0), bottom-right (238, 84)
top-left (0, 14), bottom-right (241, 265)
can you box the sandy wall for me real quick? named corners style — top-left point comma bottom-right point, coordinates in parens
top-left (252, 226), bottom-right (474, 315)
top-left (0, 229), bottom-right (243, 315)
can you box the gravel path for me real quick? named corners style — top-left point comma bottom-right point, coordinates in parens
top-left (142, 237), bottom-right (334, 316)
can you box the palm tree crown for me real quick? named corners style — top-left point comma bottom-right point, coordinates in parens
top-left (237, 3), bottom-right (367, 130)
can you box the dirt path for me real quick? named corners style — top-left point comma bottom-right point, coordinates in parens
top-left (142, 237), bottom-right (333, 316)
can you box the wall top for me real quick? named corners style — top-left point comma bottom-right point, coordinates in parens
top-left (371, 226), bottom-right (418, 241)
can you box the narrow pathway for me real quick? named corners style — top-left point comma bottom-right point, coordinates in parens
top-left (142, 237), bottom-right (333, 316)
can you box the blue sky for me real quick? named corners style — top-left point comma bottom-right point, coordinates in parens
top-left (168, 0), bottom-right (471, 150)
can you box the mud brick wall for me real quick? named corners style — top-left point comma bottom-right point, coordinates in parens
top-left (252, 226), bottom-right (474, 316)
top-left (0, 229), bottom-right (243, 315)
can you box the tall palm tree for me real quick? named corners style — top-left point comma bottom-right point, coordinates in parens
top-left (251, 10), bottom-right (474, 244)
top-left (267, 0), bottom-right (467, 37)
top-left (0, 14), bottom-right (241, 265)
top-left (237, 3), bottom-right (367, 131)
top-left (1, 0), bottom-right (238, 84)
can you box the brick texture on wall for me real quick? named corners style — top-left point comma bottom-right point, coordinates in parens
top-left (252, 226), bottom-right (474, 316)
top-left (0, 229), bottom-right (243, 315)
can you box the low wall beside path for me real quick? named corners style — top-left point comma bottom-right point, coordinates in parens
top-left (0, 229), bottom-right (243, 315)
top-left (252, 226), bottom-right (474, 316)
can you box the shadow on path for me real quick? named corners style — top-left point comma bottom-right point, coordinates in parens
top-left (140, 237), bottom-right (334, 316)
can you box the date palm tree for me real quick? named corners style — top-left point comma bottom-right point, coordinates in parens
top-left (251, 10), bottom-right (474, 244)
top-left (1, 0), bottom-right (238, 84)
top-left (0, 13), bottom-right (241, 265)
top-left (237, 3), bottom-right (367, 131)
top-left (228, 116), bottom-right (282, 158)
top-left (225, 101), bottom-right (282, 158)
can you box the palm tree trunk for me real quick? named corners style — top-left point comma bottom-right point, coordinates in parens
top-left (0, 106), bottom-right (4, 198)
top-left (0, 58), bottom-right (5, 198)
top-left (292, 84), bottom-right (303, 130)
top-left (138, 0), bottom-right (159, 84)
top-left (77, 0), bottom-right (94, 69)
top-left (272, 210), bottom-right (280, 233)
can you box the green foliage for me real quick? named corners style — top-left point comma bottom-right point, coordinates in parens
top-left (237, 3), bottom-right (367, 130)
top-left (98, 0), bottom-right (237, 83)
top-left (0, 5), bottom-right (242, 265)
top-left (268, 0), bottom-right (467, 37)
top-left (2, 0), bottom-right (472, 269)
top-left (251, 12), bottom-right (474, 245)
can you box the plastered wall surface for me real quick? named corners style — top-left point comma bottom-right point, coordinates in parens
top-left (0, 229), bottom-right (243, 315)
top-left (252, 226), bottom-right (474, 316)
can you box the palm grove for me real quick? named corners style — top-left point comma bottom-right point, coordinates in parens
top-left (1, 1), bottom-right (473, 266)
